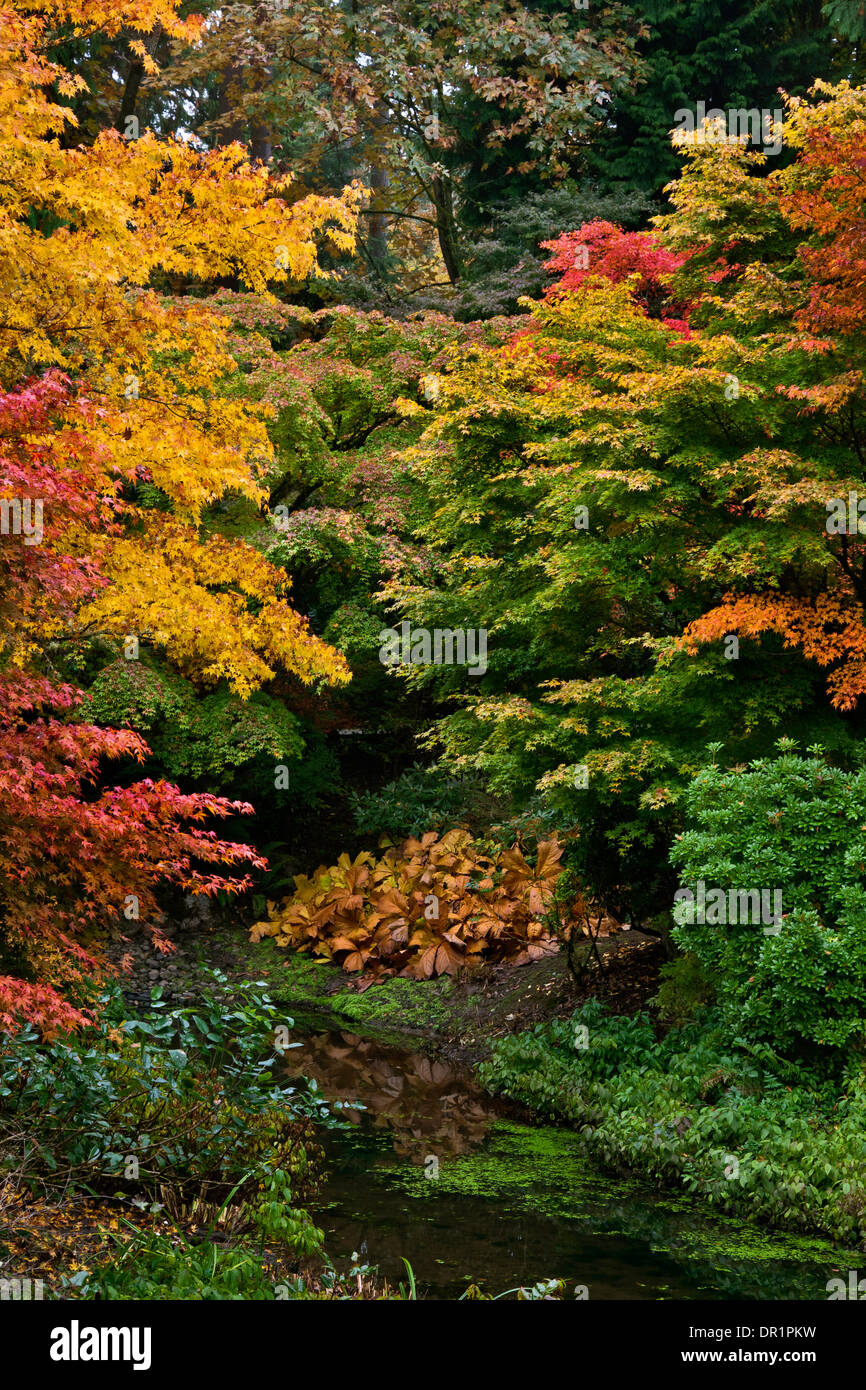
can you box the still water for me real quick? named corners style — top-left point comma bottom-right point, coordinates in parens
top-left (281, 1027), bottom-right (852, 1301)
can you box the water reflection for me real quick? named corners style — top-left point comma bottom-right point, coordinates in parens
top-left (280, 1026), bottom-right (851, 1301)
top-left (280, 1029), bottom-right (495, 1160)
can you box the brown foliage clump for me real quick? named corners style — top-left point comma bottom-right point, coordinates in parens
top-left (251, 830), bottom-right (564, 979)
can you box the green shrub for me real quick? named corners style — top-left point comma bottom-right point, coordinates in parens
top-left (86, 662), bottom-right (305, 781)
top-left (0, 970), bottom-right (339, 1216)
top-left (67, 1230), bottom-right (284, 1300)
top-left (479, 1001), bottom-right (866, 1247)
top-left (670, 743), bottom-right (866, 1053)
top-left (64, 1168), bottom-right (323, 1301)
top-left (349, 763), bottom-right (492, 840)
top-left (653, 953), bottom-right (715, 1025)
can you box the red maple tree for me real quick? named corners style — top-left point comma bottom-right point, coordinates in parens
top-left (542, 219), bottom-right (692, 332)
top-left (0, 377), bottom-right (265, 1035)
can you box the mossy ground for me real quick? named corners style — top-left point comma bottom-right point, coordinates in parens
top-left (214, 935), bottom-right (459, 1046)
top-left (190, 919), bottom-right (662, 1063)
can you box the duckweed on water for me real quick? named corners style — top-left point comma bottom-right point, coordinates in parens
top-left (374, 1121), bottom-right (859, 1262)
top-left (375, 1121), bottom-right (619, 1213)
top-left (366, 1121), bottom-right (856, 1300)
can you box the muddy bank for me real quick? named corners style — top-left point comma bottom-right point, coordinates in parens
top-left (107, 907), bottom-right (664, 1066)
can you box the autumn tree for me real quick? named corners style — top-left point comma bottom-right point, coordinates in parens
top-left (146, 0), bottom-right (643, 288)
top-left (381, 85), bottom-right (866, 922)
top-left (0, 0), bottom-right (362, 1031)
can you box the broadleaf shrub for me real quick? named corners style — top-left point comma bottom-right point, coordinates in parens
top-left (0, 970), bottom-right (337, 1219)
top-left (670, 746), bottom-right (866, 1053)
top-left (480, 1001), bottom-right (866, 1247)
top-left (252, 830), bottom-right (564, 977)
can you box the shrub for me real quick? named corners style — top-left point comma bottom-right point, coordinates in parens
top-left (670, 744), bottom-right (866, 1053)
top-left (64, 1166), bottom-right (324, 1300)
top-left (480, 1001), bottom-right (866, 1247)
top-left (349, 764), bottom-right (495, 840)
top-left (253, 829), bottom-right (564, 977)
top-left (652, 953), bottom-right (715, 1026)
top-left (0, 970), bottom-right (337, 1222)
top-left (66, 1228), bottom-right (288, 1301)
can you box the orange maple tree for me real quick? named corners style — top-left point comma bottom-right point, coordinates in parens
top-left (676, 84), bottom-right (866, 712)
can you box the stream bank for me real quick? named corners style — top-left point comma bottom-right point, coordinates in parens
top-left (104, 914), bottom-right (864, 1299)
top-left (279, 1025), bottom-right (861, 1299)
top-left (109, 907), bottom-right (663, 1066)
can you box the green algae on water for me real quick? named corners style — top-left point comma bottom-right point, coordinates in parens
top-left (375, 1120), bottom-right (644, 1214)
top-left (367, 1119), bottom-right (857, 1299)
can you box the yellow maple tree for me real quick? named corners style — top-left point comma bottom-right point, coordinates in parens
top-left (0, 0), bottom-right (361, 691)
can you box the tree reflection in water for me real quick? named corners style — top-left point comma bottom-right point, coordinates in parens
top-left (279, 1030), bottom-right (496, 1162)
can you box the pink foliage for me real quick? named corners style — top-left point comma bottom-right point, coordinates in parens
top-left (541, 220), bottom-right (692, 333)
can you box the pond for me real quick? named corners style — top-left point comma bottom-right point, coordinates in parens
top-left (280, 1026), bottom-right (854, 1301)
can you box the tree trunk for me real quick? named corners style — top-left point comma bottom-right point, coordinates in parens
top-left (250, 120), bottom-right (272, 165)
top-left (115, 25), bottom-right (163, 135)
top-left (216, 64), bottom-right (246, 146)
top-left (431, 172), bottom-right (461, 283)
top-left (367, 164), bottom-right (390, 273)
top-left (216, 6), bottom-right (272, 160)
